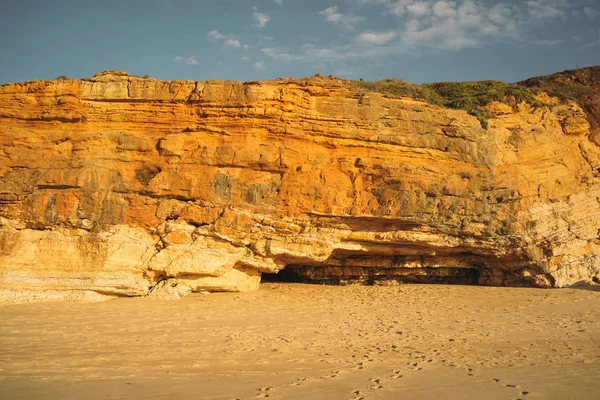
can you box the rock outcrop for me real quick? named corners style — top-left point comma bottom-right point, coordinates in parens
top-left (1, 69), bottom-right (599, 303)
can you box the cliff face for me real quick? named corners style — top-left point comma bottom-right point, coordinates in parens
top-left (1, 70), bottom-right (599, 302)
top-left (519, 66), bottom-right (600, 145)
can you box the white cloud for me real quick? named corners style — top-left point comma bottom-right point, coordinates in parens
top-left (579, 37), bottom-right (600, 50)
top-left (356, 0), bottom-right (570, 24)
top-left (261, 43), bottom-right (378, 63)
top-left (253, 8), bottom-right (271, 29)
top-left (456, 0), bottom-right (482, 27)
top-left (271, 0), bottom-right (283, 5)
top-left (387, 0), bottom-right (414, 16)
top-left (260, 0), bottom-right (586, 71)
top-left (260, 47), bottom-right (299, 62)
top-left (319, 6), bottom-right (365, 29)
top-left (226, 38), bottom-right (242, 48)
top-left (405, 19), bottom-right (420, 32)
top-left (532, 39), bottom-right (565, 45)
top-left (407, 1), bottom-right (431, 16)
top-left (584, 6), bottom-right (598, 18)
top-left (207, 30), bottom-right (227, 40)
top-left (526, 0), bottom-right (569, 20)
top-left (432, 1), bottom-right (457, 18)
top-left (488, 4), bottom-right (512, 25)
top-left (174, 56), bottom-right (198, 65)
top-left (207, 30), bottom-right (247, 49)
top-left (254, 61), bottom-right (266, 71)
top-left (354, 0), bottom-right (390, 5)
top-left (262, 1), bottom-right (517, 62)
top-left (355, 30), bottom-right (399, 45)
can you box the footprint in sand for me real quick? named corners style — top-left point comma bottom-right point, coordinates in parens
top-left (369, 378), bottom-right (384, 389)
top-left (408, 362), bottom-right (422, 371)
top-left (291, 377), bottom-right (307, 386)
top-left (389, 369), bottom-right (403, 379)
top-left (489, 378), bottom-right (530, 398)
top-left (353, 361), bottom-right (366, 370)
top-left (256, 386), bottom-right (273, 398)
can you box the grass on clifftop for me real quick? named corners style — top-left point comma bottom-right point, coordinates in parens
top-left (351, 78), bottom-right (443, 105)
top-left (423, 80), bottom-right (538, 110)
top-left (518, 66), bottom-right (600, 102)
top-left (351, 66), bottom-right (600, 129)
top-left (423, 80), bottom-right (540, 129)
top-left (352, 78), bottom-right (539, 129)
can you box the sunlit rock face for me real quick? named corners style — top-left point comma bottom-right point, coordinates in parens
top-left (1, 70), bottom-right (599, 303)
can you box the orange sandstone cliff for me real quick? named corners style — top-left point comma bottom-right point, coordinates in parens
top-left (0, 69), bottom-right (599, 303)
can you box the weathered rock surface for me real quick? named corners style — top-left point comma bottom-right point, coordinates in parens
top-left (1, 69), bottom-right (599, 303)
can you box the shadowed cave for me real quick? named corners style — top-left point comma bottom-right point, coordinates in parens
top-left (261, 263), bottom-right (481, 286)
top-left (259, 242), bottom-right (552, 287)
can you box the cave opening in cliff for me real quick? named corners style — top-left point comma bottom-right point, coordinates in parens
top-left (261, 265), bottom-right (481, 286)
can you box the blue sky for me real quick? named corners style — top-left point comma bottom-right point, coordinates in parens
top-left (1, 0), bottom-right (599, 84)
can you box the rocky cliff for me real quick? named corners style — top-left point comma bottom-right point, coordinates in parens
top-left (1, 69), bottom-right (599, 303)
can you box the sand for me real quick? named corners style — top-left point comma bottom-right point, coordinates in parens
top-left (0, 283), bottom-right (599, 399)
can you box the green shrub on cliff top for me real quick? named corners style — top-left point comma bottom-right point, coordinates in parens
top-left (352, 78), bottom-right (444, 105)
top-left (353, 79), bottom-right (539, 129)
top-left (354, 78), bottom-right (538, 106)
top-left (518, 66), bottom-right (600, 101)
top-left (423, 80), bottom-right (538, 109)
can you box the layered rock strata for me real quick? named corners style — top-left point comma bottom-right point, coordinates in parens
top-left (1, 70), bottom-right (599, 302)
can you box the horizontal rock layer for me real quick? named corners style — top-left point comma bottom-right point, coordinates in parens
top-left (1, 70), bottom-right (599, 302)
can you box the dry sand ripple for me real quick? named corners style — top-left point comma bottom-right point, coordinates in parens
top-left (1, 283), bottom-right (599, 399)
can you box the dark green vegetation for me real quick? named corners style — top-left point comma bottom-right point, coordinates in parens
top-left (425, 80), bottom-right (539, 129)
top-left (350, 66), bottom-right (600, 130)
top-left (519, 66), bottom-right (600, 102)
top-left (352, 78), bottom-right (539, 129)
top-left (352, 78), bottom-right (443, 105)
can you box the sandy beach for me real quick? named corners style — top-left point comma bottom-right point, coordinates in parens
top-left (1, 283), bottom-right (599, 399)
